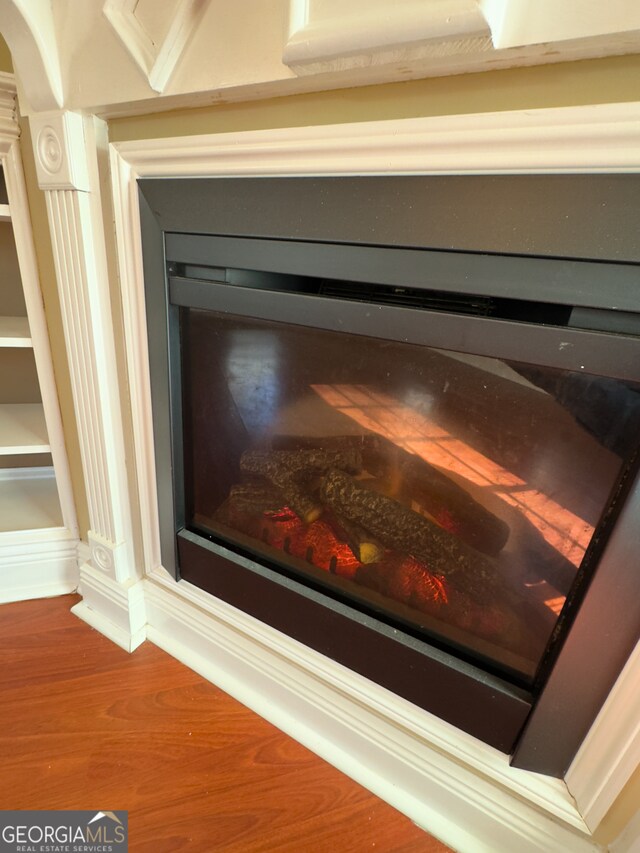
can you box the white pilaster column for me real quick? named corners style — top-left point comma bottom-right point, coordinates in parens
top-left (30, 110), bottom-right (145, 650)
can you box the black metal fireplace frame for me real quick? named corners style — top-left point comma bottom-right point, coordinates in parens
top-left (138, 175), bottom-right (640, 777)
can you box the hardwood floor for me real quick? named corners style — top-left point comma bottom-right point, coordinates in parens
top-left (0, 594), bottom-right (451, 852)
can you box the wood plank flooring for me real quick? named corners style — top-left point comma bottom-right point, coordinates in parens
top-left (0, 594), bottom-right (451, 852)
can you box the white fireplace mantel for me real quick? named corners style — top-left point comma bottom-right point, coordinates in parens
top-left (21, 96), bottom-right (639, 853)
top-left (54, 101), bottom-right (636, 853)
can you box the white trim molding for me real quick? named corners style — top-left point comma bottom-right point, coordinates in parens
top-left (108, 102), bottom-right (640, 851)
top-left (30, 111), bottom-right (90, 192)
top-left (566, 639), bottom-right (640, 831)
top-left (114, 101), bottom-right (640, 177)
top-left (0, 528), bottom-right (78, 603)
top-left (29, 109), bottom-right (143, 646)
top-left (72, 564), bottom-right (146, 652)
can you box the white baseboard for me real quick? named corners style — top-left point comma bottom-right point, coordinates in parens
top-left (0, 529), bottom-right (79, 603)
top-left (72, 561), bottom-right (146, 652)
top-left (143, 570), bottom-right (600, 853)
top-left (76, 539), bottom-right (91, 566)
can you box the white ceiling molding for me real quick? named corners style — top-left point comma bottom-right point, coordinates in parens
top-left (480, 0), bottom-right (640, 50)
top-left (103, 0), bottom-right (209, 94)
top-left (0, 0), bottom-right (63, 110)
top-left (284, 0), bottom-right (640, 79)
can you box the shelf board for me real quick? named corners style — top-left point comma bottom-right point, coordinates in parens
top-left (0, 316), bottom-right (31, 347)
top-left (0, 204), bottom-right (10, 222)
top-left (0, 403), bottom-right (50, 454)
top-left (0, 467), bottom-right (62, 532)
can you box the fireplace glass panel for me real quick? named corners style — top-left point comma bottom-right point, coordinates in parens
top-left (181, 307), bottom-right (640, 684)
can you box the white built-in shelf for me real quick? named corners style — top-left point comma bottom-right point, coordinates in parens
top-left (0, 204), bottom-right (11, 222)
top-left (0, 316), bottom-right (31, 347)
top-left (0, 403), bottom-right (50, 454)
top-left (0, 467), bottom-right (62, 532)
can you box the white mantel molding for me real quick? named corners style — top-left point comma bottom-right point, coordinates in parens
top-left (114, 101), bottom-right (640, 177)
top-left (106, 100), bottom-right (640, 851)
top-left (30, 109), bottom-right (145, 649)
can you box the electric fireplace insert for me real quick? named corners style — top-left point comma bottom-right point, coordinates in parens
top-left (138, 176), bottom-right (640, 777)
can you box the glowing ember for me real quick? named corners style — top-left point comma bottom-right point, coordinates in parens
top-left (229, 504), bottom-right (449, 600)
top-left (387, 555), bottom-right (449, 607)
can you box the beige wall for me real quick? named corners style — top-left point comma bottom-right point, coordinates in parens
top-left (0, 222), bottom-right (26, 314)
top-left (595, 762), bottom-right (640, 846)
top-left (110, 54), bottom-right (640, 142)
top-left (0, 348), bottom-right (40, 403)
top-left (0, 36), bottom-right (12, 73)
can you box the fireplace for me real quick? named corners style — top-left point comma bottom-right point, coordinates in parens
top-left (138, 175), bottom-right (640, 777)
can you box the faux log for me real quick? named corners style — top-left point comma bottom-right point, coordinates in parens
top-left (364, 438), bottom-right (510, 557)
top-left (272, 434), bottom-right (509, 556)
top-left (242, 447), bottom-right (363, 476)
top-left (229, 482), bottom-right (286, 516)
top-left (325, 513), bottom-right (385, 565)
top-left (320, 468), bottom-right (501, 605)
top-left (405, 461), bottom-right (508, 556)
top-left (239, 451), bottom-right (325, 523)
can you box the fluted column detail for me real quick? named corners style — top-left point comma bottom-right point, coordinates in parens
top-left (30, 110), bottom-right (143, 647)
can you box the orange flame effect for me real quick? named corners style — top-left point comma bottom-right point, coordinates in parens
top-left (229, 505), bottom-right (449, 606)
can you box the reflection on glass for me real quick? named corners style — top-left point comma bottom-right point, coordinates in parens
top-left (181, 309), bottom-right (640, 684)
